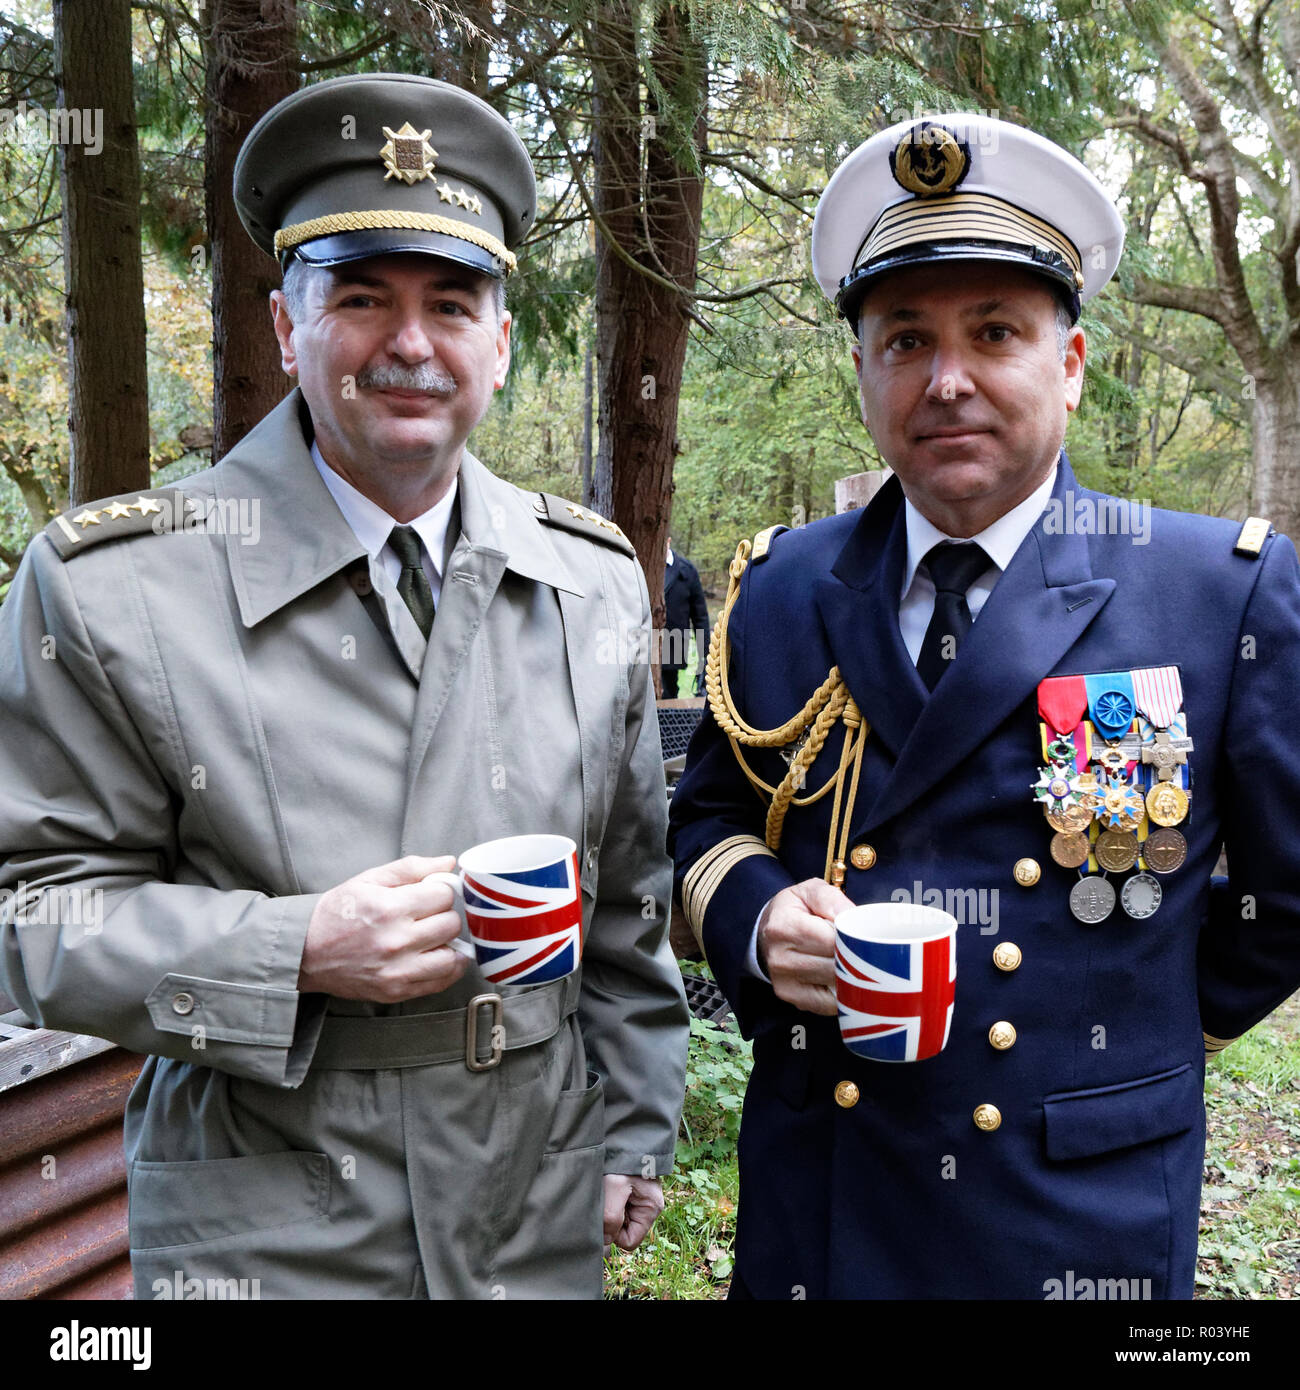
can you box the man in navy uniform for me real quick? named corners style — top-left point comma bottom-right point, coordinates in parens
top-left (668, 113), bottom-right (1300, 1299)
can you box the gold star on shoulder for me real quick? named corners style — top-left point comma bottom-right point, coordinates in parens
top-left (73, 509), bottom-right (102, 529)
top-left (131, 496), bottom-right (162, 516)
top-left (102, 500), bottom-right (133, 519)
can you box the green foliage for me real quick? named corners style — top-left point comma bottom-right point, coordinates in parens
top-left (676, 1013), bottom-right (752, 1169)
top-left (1198, 994), bottom-right (1300, 1299)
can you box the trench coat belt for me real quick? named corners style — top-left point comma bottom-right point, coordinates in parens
top-left (310, 973), bottom-right (583, 1071)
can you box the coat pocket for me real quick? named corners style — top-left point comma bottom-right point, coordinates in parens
top-left (128, 1150), bottom-right (331, 1250)
top-left (1043, 1062), bottom-right (1199, 1161)
top-left (492, 1071), bottom-right (606, 1298)
top-left (545, 1068), bottom-right (606, 1154)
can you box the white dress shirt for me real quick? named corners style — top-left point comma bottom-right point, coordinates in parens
top-left (310, 439), bottom-right (458, 631)
top-left (745, 466), bottom-right (1058, 980)
top-left (898, 465), bottom-right (1058, 661)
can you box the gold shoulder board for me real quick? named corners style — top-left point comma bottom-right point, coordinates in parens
top-left (751, 524), bottom-right (789, 563)
top-left (1233, 516), bottom-right (1271, 558)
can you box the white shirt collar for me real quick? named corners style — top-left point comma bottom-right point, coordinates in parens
top-left (666, 546), bottom-right (675, 567)
top-left (310, 439), bottom-right (458, 578)
top-left (901, 463), bottom-right (1058, 598)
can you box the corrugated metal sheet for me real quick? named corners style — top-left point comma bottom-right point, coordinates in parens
top-left (0, 1035), bottom-right (141, 1300)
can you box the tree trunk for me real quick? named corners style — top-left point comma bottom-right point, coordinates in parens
top-left (205, 0), bottom-right (297, 462)
top-left (1249, 361), bottom-right (1300, 540)
top-left (54, 0), bottom-right (149, 505)
top-left (590, 0), bottom-right (705, 693)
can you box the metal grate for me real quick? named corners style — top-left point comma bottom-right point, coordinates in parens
top-left (681, 972), bottom-right (734, 1026)
top-left (657, 701), bottom-right (706, 761)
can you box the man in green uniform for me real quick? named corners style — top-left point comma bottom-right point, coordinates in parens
top-left (0, 73), bottom-right (688, 1299)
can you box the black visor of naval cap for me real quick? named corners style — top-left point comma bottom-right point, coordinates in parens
top-left (812, 114), bottom-right (1124, 329)
top-left (233, 73), bottom-right (536, 279)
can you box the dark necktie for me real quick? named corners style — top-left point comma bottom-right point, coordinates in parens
top-left (916, 541), bottom-right (991, 691)
top-left (387, 524), bottom-right (435, 639)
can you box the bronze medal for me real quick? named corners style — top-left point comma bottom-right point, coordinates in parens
top-left (1145, 782), bottom-right (1189, 828)
top-left (1143, 827), bottom-right (1187, 874)
top-left (1046, 801), bottom-right (1092, 833)
top-left (1095, 829), bottom-right (1139, 873)
top-left (1050, 830), bottom-right (1090, 869)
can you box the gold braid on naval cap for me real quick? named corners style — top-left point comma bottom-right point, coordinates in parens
top-left (274, 209), bottom-right (518, 273)
top-left (704, 537), bottom-right (870, 887)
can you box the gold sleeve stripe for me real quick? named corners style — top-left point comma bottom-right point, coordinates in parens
top-left (1203, 1031), bottom-right (1237, 1056)
top-left (682, 833), bottom-right (778, 950)
top-left (274, 209), bottom-right (517, 272)
top-left (856, 191), bottom-right (1083, 282)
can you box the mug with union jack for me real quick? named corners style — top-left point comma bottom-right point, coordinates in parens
top-left (428, 834), bottom-right (584, 986)
top-left (834, 903), bottom-right (957, 1063)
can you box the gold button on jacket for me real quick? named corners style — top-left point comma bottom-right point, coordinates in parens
top-left (850, 844), bottom-right (877, 871)
top-left (835, 1080), bottom-right (860, 1108)
top-left (973, 1103), bottom-right (1002, 1131)
top-left (1013, 857), bottom-right (1040, 886)
top-left (988, 1021), bottom-right (1017, 1050)
top-left (992, 941), bottom-right (1022, 971)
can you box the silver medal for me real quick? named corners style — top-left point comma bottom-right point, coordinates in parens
top-left (1069, 875), bottom-right (1115, 923)
top-left (1120, 871), bottom-right (1162, 919)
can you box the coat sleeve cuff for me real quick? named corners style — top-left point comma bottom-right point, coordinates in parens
top-left (603, 1148), bottom-right (677, 1178)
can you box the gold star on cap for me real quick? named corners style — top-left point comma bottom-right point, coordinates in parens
top-left (130, 496), bottom-right (162, 516)
top-left (453, 188), bottom-right (471, 209)
top-left (72, 509), bottom-right (102, 528)
top-left (380, 122), bottom-right (438, 185)
top-left (102, 500), bottom-right (133, 519)
top-left (436, 181), bottom-right (455, 203)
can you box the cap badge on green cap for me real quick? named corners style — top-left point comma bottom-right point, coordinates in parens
top-left (380, 122), bottom-right (439, 184)
top-left (889, 122), bottom-right (971, 197)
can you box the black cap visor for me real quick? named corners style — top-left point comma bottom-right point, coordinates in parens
top-left (286, 226), bottom-right (508, 278)
top-left (837, 239), bottom-right (1081, 330)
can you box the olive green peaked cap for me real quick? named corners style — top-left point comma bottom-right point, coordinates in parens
top-left (233, 73), bottom-right (536, 278)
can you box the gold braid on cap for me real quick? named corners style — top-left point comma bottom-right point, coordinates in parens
top-left (274, 209), bottom-right (517, 273)
top-left (705, 536), bottom-right (870, 886)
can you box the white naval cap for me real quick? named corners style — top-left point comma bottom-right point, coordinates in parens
top-left (812, 113), bottom-right (1124, 326)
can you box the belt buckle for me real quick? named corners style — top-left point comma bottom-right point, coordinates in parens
top-left (465, 993), bottom-right (504, 1071)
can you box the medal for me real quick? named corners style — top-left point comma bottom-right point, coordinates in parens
top-left (1069, 875), bottom-right (1116, 923)
top-left (1097, 775), bottom-right (1146, 832)
top-left (1120, 872), bottom-right (1162, 919)
top-left (1031, 762), bottom-right (1081, 816)
top-left (1143, 827), bottom-right (1187, 874)
top-left (1050, 830), bottom-right (1091, 868)
top-left (1145, 782), bottom-right (1189, 827)
top-left (1046, 802), bottom-right (1092, 833)
top-left (1095, 829), bottom-right (1138, 872)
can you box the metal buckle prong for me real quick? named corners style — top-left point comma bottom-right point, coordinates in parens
top-left (465, 993), bottom-right (504, 1071)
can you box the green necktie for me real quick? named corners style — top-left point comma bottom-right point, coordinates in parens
top-left (387, 524), bottom-right (435, 639)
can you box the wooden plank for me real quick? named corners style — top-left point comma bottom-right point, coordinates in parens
top-left (0, 1028), bottom-right (116, 1094)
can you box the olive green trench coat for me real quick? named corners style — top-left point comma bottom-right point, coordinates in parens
top-left (0, 389), bottom-right (688, 1299)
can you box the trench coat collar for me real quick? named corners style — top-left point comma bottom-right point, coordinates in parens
top-left (215, 388), bottom-right (582, 628)
top-left (812, 452), bottom-right (1117, 833)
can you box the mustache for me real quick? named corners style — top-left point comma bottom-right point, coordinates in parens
top-left (358, 363), bottom-right (457, 396)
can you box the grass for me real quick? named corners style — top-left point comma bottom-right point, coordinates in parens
top-left (1198, 990), bottom-right (1300, 1299)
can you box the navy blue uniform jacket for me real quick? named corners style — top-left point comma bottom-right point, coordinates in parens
top-left (668, 456), bottom-right (1300, 1300)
